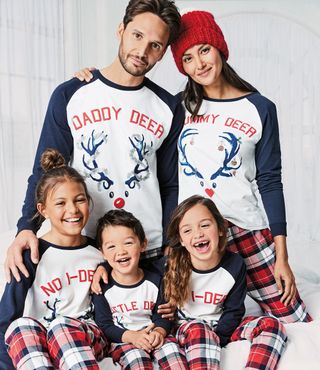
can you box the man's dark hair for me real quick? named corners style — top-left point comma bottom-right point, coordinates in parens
top-left (123, 0), bottom-right (180, 44)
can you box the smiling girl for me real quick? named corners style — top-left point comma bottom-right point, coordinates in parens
top-left (164, 195), bottom-right (287, 370)
top-left (0, 148), bottom-right (107, 370)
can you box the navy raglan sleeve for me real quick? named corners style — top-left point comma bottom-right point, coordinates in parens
top-left (253, 97), bottom-right (286, 237)
top-left (16, 80), bottom-right (81, 234)
top-left (214, 259), bottom-right (247, 347)
top-left (92, 290), bottom-right (126, 343)
top-left (151, 278), bottom-right (172, 334)
top-left (0, 251), bottom-right (37, 369)
top-left (156, 100), bottom-right (184, 244)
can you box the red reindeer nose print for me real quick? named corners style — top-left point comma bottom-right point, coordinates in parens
top-left (114, 198), bottom-right (125, 209)
top-left (205, 188), bottom-right (214, 198)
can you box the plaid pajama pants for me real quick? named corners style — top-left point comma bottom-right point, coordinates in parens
top-left (176, 320), bottom-right (220, 370)
top-left (176, 316), bottom-right (287, 370)
top-left (5, 316), bottom-right (108, 370)
top-left (226, 223), bottom-right (312, 323)
top-left (110, 335), bottom-right (188, 370)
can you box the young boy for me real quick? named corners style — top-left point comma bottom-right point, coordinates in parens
top-left (92, 209), bottom-right (187, 369)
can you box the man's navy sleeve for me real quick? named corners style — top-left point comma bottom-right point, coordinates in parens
top-left (17, 78), bottom-right (86, 234)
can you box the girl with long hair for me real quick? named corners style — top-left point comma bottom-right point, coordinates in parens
top-left (164, 195), bottom-right (287, 370)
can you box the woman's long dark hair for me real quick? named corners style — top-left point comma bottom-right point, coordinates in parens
top-left (183, 55), bottom-right (258, 118)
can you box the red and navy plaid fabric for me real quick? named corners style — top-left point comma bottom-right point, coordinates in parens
top-left (5, 316), bottom-right (108, 370)
top-left (176, 316), bottom-right (287, 370)
top-left (5, 317), bottom-right (53, 369)
top-left (176, 320), bottom-right (220, 370)
top-left (110, 335), bottom-right (187, 369)
top-left (226, 224), bottom-right (312, 323)
top-left (230, 316), bottom-right (287, 370)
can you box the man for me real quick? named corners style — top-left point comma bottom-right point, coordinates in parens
top-left (5, 0), bottom-right (182, 281)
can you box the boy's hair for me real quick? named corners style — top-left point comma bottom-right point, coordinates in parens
top-left (163, 195), bottom-right (227, 306)
top-left (123, 0), bottom-right (181, 45)
top-left (34, 148), bottom-right (91, 224)
top-left (96, 209), bottom-right (146, 249)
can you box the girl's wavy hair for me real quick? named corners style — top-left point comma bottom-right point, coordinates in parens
top-left (123, 0), bottom-right (181, 45)
top-left (33, 148), bottom-right (91, 225)
top-left (183, 55), bottom-right (258, 118)
top-left (163, 195), bottom-right (227, 306)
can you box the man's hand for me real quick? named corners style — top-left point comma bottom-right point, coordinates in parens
top-left (5, 230), bottom-right (39, 283)
top-left (91, 265), bottom-right (108, 294)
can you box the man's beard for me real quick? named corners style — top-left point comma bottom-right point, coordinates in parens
top-left (118, 47), bottom-right (155, 77)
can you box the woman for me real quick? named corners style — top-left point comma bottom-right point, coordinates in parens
top-left (170, 9), bottom-right (311, 323)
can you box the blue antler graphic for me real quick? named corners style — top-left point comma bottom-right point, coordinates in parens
top-left (115, 315), bottom-right (126, 329)
top-left (125, 134), bottom-right (153, 189)
top-left (178, 128), bottom-right (204, 180)
top-left (78, 302), bottom-right (94, 320)
top-left (43, 298), bottom-right (61, 323)
top-left (210, 132), bottom-right (242, 181)
top-left (81, 130), bottom-right (114, 190)
top-left (81, 129), bottom-right (105, 156)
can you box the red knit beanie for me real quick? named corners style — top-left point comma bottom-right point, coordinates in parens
top-left (171, 10), bottom-right (229, 75)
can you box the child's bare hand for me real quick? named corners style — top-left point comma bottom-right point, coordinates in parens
top-left (157, 301), bottom-right (176, 320)
top-left (74, 67), bottom-right (96, 82)
top-left (91, 265), bottom-right (108, 294)
top-left (122, 324), bottom-right (155, 352)
top-left (149, 329), bottom-right (165, 349)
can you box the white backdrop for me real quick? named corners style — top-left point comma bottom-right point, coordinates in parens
top-left (1, 1), bottom-right (319, 262)
top-left (0, 0), bottom-right (64, 232)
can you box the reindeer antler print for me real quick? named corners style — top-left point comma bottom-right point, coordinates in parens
top-left (178, 128), bottom-right (204, 180)
top-left (125, 134), bottom-right (153, 189)
top-left (178, 129), bottom-right (242, 198)
top-left (81, 129), bottom-right (105, 156)
top-left (81, 130), bottom-right (114, 190)
top-left (210, 132), bottom-right (242, 182)
top-left (43, 298), bottom-right (61, 323)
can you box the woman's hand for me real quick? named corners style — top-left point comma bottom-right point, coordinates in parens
top-left (273, 235), bottom-right (297, 306)
top-left (73, 67), bottom-right (96, 82)
top-left (274, 258), bottom-right (297, 306)
top-left (90, 265), bottom-right (108, 294)
top-left (157, 301), bottom-right (176, 320)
